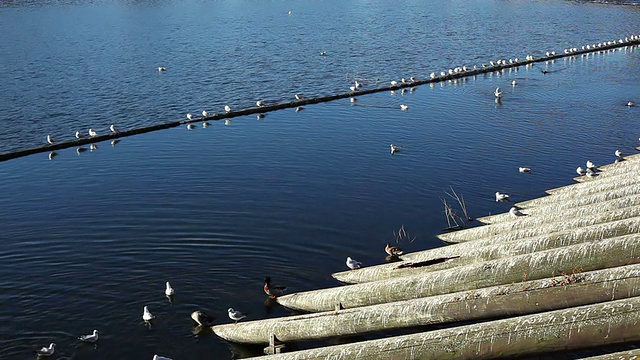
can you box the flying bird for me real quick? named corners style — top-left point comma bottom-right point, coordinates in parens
top-left (346, 256), bottom-right (362, 270)
top-left (495, 192), bottom-right (510, 202)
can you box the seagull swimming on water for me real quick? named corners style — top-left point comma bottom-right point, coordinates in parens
top-left (511, 80), bottom-right (517, 86)
top-left (518, 167), bottom-right (531, 173)
top-left (153, 355), bottom-right (173, 360)
top-left (78, 330), bottom-right (99, 343)
top-left (495, 192), bottom-right (510, 202)
top-left (628, 101), bottom-right (635, 107)
top-left (400, 104), bottom-right (409, 111)
top-left (509, 207), bottom-right (526, 218)
top-left (346, 256), bottom-right (362, 270)
top-left (157, 67), bottom-right (166, 72)
top-left (143, 306), bottom-right (155, 322)
top-left (191, 310), bottom-right (215, 326)
top-left (228, 308), bottom-right (247, 324)
top-left (47, 135), bottom-right (55, 145)
top-left (390, 144), bottom-right (401, 154)
top-left (36, 343), bottom-right (55, 357)
top-left (165, 281), bottom-right (174, 297)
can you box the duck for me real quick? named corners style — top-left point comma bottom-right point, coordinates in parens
top-left (165, 281), bottom-right (174, 296)
top-left (518, 167), bottom-right (531, 173)
top-left (509, 207), bottom-right (526, 218)
top-left (78, 329), bottom-right (99, 343)
top-left (47, 135), bottom-right (55, 145)
top-left (495, 192), bottom-right (510, 202)
top-left (576, 166), bottom-right (586, 176)
top-left (346, 256), bottom-right (362, 270)
top-left (385, 243), bottom-right (403, 256)
top-left (191, 310), bottom-right (215, 326)
top-left (36, 343), bottom-right (55, 357)
top-left (227, 308), bottom-right (247, 324)
top-left (143, 306), bottom-right (155, 322)
top-left (263, 277), bottom-right (287, 298)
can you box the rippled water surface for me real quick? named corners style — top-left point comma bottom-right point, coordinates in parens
top-left (1, 0), bottom-right (640, 359)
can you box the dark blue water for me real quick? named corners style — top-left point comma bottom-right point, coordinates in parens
top-left (1, 0), bottom-right (640, 359)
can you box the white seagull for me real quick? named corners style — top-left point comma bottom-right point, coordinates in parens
top-left (346, 256), bottom-right (362, 270)
top-left (79, 329), bottom-right (99, 343)
top-left (628, 101), bottom-right (635, 107)
top-left (511, 80), bottom-right (517, 86)
top-left (294, 94), bottom-right (304, 100)
top-left (390, 144), bottom-right (401, 154)
top-left (400, 104), bottom-right (409, 111)
top-left (186, 113), bottom-right (193, 120)
top-left (576, 166), bottom-right (586, 176)
top-left (224, 105), bottom-right (231, 113)
top-left (47, 135), bottom-right (55, 145)
top-left (494, 87), bottom-right (503, 98)
top-left (143, 306), bottom-right (155, 322)
top-left (518, 167), bottom-right (531, 173)
top-left (615, 149), bottom-right (623, 158)
top-left (586, 160), bottom-right (596, 170)
top-left (36, 343), bottom-right (55, 357)
top-left (153, 355), bottom-right (173, 360)
top-left (390, 80), bottom-right (398, 86)
top-left (89, 129), bottom-right (98, 137)
top-left (165, 281), bottom-right (174, 297)
top-left (191, 310), bottom-right (215, 326)
top-left (228, 308), bottom-right (247, 324)
top-left (157, 67), bottom-right (166, 72)
top-left (75, 131), bottom-right (84, 139)
top-left (495, 192), bottom-right (510, 202)
top-left (256, 100), bottom-right (265, 107)
top-left (202, 110), bottom-right (209, 117)
top-left (110, 124), bottom-right (118, 133)
top-left (509, 207), bottom-right (526, 218)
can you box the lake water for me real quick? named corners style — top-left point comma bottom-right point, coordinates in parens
top-left (1, 0), bottom-right (640, 359)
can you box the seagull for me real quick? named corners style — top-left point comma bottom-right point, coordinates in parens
top-left (400, 104), bottom-right (409, 111)
top-left (319, 51), bottom-right (327, 56)
top-left (390, 80), bottom-right (398, 86)
top-left (615, 149), bottom-right (623, 158)
top-left (586, 167), bottom-right (598, 177)
top-left (165, 281), bottom-right (174, 297)
top-left (143, 306), bottom-right (155, 322)
top-left (78, 329), bottom-right (99, 343)
top-left (509, 207), bottom-right (526, 218)
top-left (153, 355), bottom-right (173, 360)
top-left (518, 167), bottom-right (531, 173)
top-left (495, 192), bottom-right (510, 202)
top-left (228, 308), bottom-right (247, 324)
top-left (586, 160), bottom-right (596, 170)
top-left (202, 110), bottom-right (209, 117)
top-left (354, 80), bottom-right (361, 89)
top-left (256, 100), bottom-right (265, 107)
top-left (157, 67), bottom-right (166, 72)
top-left (494, 87), bottom-right (503, 98)
top-left (263, 277), bottom-right (287, 298)
top-left (75, 131), bottom-right (84, 139)
top-left (224, 105), bottom-right (231, 113)
top-left (511, 80), bottom-right (517, 86)
top-left (576, 166), bottom-right (586, 176)
top-left (346, 256), bottom-right (362, 270)
top-left (390, 144), bottom-right (401, 154)
top-left (385, 243), bottom-right (403, 256)
top-left (36, 343), bottom-right (55, 357)
top-left (294, 94), bottom-right (304, 100)
top-left (202, 121), bottom-right (210, 128)
top-left (191, 310), bottom-right (216, 326)
top-left (47, 135), bottom-right (55, 145)
top-left (187, 113), bottom-right (193, 120)
top-left (288, 10), bottom-right (292, 15)
top-left (89, 129), bottom-right (97, 137)
top-left (628, 101), bottom-right (635, 107)
top-left (187, 124), bottom-right (196, 130)
top-left (349, 85), bottom-right (356, 92)
top-left (110, 124), bottom-right (118, 133)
